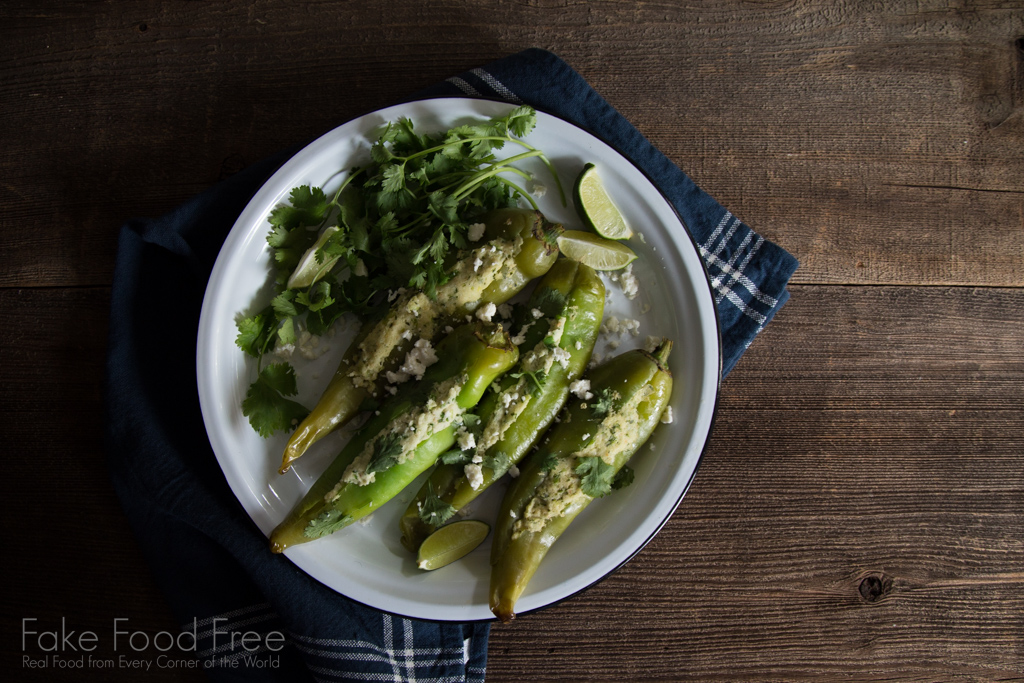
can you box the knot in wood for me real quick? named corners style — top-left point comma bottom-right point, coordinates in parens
top-left (858, 574), bottom-right (890, 603)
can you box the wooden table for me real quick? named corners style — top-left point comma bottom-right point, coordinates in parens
top-left (3, 2), bottom-right (1022, 680)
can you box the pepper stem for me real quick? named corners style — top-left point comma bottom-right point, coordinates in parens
top-left (653, 340), bottom-right (673, 369)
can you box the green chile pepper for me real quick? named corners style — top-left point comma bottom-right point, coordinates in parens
top-left (270, 322), bottom-right (518, 553)
top-left (489, 342), bottom-right (674, 622)
top-left (399, 258), bottom-right (605, 551)
top-left (280, 208), bottom-right (562, 473)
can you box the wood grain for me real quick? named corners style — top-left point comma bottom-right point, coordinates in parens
top-left (1, 2), bottom-right (1021, 288)
top-left (1, 0), bottom-right (1022, 681)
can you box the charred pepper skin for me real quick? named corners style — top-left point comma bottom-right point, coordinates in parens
top-left (269, 323), bottom-right (518, 553)
top-left (489, 342), bottom-right (674, 622)
top-left (279, 208), bottom-right (562, 473)
top-left (399, 258), bottom-right (605, 551)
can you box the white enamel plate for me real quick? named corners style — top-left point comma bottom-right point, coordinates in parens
top-left (197, 98), bottom-right (720, 621)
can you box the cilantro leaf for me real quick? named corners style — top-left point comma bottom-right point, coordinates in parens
top-left (501, 105), bottom-right (537, 138)
top-left (241, 363), bottom-right (309, 438)
top-left (418, 483), bottom-right (457, 526)
top-left (575, 456), bottom-right (617, 498)
top-left (271, 290), bottom-right (300, 318)
top-left (482, 450), bottom-right (510, 474)
top-left (277, 316), bottom-right (296, 345)
top-left (381, 163), bottom-right (407, 194)
top-left (235, 309), bottom-right (276, 358)
top-left (367, 432), bottom-right (404, 474)
top-left (611, 466), bottom-right (634, 491)
top-left (304, 509), bottom-right (354, 539)
top-left (590, 388), bottom-right (619, 419)
top-left (536, 451), bottom-right (559, 472)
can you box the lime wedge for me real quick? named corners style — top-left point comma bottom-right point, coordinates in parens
top-left (557, 230), bottom-right (638, 271)
top-left (574, 163), bottom-right (633, 240)
top-left (287, 225), bottom-right (340, 290)
top-left (416, 520), bottom-right (490, 571)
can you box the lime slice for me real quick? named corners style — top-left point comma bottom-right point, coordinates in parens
top-left (574, 163), bottom-right (633, 240)
top-left (557, 230), bottom-right (638, 271)
top-left (416, 520), bottom-right (490, 571)
top-left (287, 225), bottom-right (340, 290)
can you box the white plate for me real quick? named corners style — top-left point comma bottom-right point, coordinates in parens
top-left (197, 97), bottom-right (720, 622)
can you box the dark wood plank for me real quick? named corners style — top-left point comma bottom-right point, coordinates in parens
top-left (1, 1), bottom-right (1021, 288)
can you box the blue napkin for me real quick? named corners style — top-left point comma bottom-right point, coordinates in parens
top-left (105, 48), bottom-right (796, 682)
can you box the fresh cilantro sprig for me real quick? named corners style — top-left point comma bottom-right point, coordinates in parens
top-left (236, 106), bottom-right (562, 439)
top-left (240, 363), bottom-right (310, 438)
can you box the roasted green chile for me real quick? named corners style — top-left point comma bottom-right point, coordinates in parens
top-left (399, 258), bottom-right (605, 551)
top-left (280, 208), bottom-right (562, 473)
top-left (270, 323), bottom-right (518, 553)
top-left (489, 342), bottom-right (674, 622)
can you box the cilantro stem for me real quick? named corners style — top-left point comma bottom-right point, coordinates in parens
top-left (451, 150), bottom-right (544, 201)
top-left (395, 134), bottom-right (565, 206)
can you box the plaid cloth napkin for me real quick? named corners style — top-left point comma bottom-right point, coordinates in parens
top-left (105, 48), bottom-right (797, 682)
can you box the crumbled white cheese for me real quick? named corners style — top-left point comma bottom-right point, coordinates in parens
top-left (508, 465), bottom-right (520, 478)
top-left (607, 264), bottom-right (640, 300)
top-left (569, 379), bottom-right (594, 400)
top-left (465, 463), bottom-right (484, 490)
top-left (644, 335), bottom-right (664, 353)
top-left (510, 321), bottom-right (535, 346)
top-left (297, 329), bottom-right (329, 360)
top-left (476, 301), bottom-right (497, 322)
top-left (531, 308), bottom-right (544, 319)
top-left (601, 315), bottom-right (641, 337)
top-left (273, 343), bottom-right (296, 360)
top-left (497, 302), bottom-right (514, 320)
top-left (457, 427), bottom-right (476, 451)
top-left (467, 222), bottom-right (486, 241)
top-left (661, 406), bottom-right (674, 424)
top-left (620, 265), bottom-right (639, 300)
top-left (386, 338), bottom-right (438, 385)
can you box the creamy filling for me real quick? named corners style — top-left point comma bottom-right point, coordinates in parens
top-left (512, 384), bottom-right (654, 537)
top-left (333, 374), bottom-right (468, 492)
top-left (348, 236), bottom-right (522, 389)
